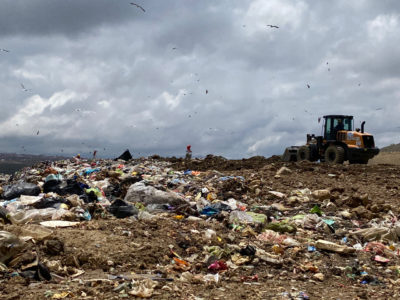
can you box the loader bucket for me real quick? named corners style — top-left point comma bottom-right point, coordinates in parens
top-left (282, 146), bottom-right (299, 162)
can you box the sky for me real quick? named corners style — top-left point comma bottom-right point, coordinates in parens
top-left (0, 0), bottom-right (399, 159)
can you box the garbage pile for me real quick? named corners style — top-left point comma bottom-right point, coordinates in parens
top-left (1, 156), bottom-right (400, 299)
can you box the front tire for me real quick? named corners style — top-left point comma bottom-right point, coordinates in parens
top-left (297, 146), bottom-right (310, 161)
top-left (325, 146), bottom-right (345, 164)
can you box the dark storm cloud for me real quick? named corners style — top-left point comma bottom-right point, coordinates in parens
top-left (0, 0), bottom-right (399, 158)
top-left (0, 0), bottom-right (146, 37)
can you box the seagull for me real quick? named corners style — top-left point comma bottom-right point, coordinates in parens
top-left (307, 84), bottom-right (310, 88)
top-left (130, 2), bottom-right (145, 12)
top-left (0, 49), bottom-right (10, 53)
top-left (20, 83), bottom-right (30, 91)
top-left (267, 25), bottom-right (279, 29)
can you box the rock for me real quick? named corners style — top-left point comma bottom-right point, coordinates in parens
top-left (315, 239), bottom-right (355, 254)
top-left (346, 193), bottom-right (370, 208)
top-left (0, 231), bottom-right (26, 264)
top-left (124, 182), bottom-right (187, 206)
top-left (312, 189), bottom-right (330, 200)
top-left (287, 196), bottom-right (301, 206)
top-left (269, 191), bottom-right (286, 199)
top-left (338, 210), bottom-right (352, 219)
top-left (352, 227), bottom-right (400, 242)
top-left (255, 248), bottom-right (283, 266)
top-left (44, 239), bottom-right (64, 256)
top-left (313, 273), bottom-right (325, 281)
top-left (351, 206), bottom-right (372, 219)
top-left (276, 167), bottom-right (292, 176)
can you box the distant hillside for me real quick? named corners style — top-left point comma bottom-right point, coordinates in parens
top-left (0, 153), bottom-right (68, 174)
top-left (380, 143), bottom-right (400, 152)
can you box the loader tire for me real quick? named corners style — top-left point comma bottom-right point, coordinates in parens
top-left (297, 146), bottom-right (311, 161)
top-left (325, 146), bottom-right (345, 164)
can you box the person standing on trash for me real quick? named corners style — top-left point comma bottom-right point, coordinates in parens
top-left (185, 145), bottom-right (192, 160)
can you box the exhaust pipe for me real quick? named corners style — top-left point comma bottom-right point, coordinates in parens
top-left (361, 121), bottom-right (365, 133)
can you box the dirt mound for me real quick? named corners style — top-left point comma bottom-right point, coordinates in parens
top-left (380, 143), bottom-right (400, 152)
top-left (170, 154), bottom-right (282, 171)
top-left (3, 158), bottom-right (400, 299)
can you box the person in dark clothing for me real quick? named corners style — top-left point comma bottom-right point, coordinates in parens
top-left (333, 119), bottom-right (344, 138)
top-left (335, 119), bottom-right (344, 131)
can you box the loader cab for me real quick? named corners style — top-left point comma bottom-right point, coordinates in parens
top-left (323, 115), bottom-right (353, 140)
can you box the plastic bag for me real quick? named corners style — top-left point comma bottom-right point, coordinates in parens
top-left (2, 182), bottom-right (41, 200)
top-left (20, 224), bottom-right (53, 240)
top-left (229, 211), bottom-right (267, 225)
top-left (8, 208), bottom-right (65, 225)
top-left (124, 182), bottom-right (186, 206)
top-left (108, 199), bottom-right (138, 218)
top-left (0, 231), bottom-right (26, 263)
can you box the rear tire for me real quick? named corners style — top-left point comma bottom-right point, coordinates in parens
top-left (325, 146), bottom-right (345, 164)
top-left (297, 146), bottom-right (310, 161)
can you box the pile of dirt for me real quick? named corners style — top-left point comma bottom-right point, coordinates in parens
top-left (380, 143), bottom-right (400, 152)
top-left (170, 154), bottom-right (282, 171)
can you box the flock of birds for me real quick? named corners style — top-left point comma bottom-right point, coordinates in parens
top-left (0, 2), bottom-right (386, 155)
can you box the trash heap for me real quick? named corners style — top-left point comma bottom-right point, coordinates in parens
top-left (1, 156), bottom-right (400, 299)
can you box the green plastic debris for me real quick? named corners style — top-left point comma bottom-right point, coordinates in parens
top-left (134, 203), bottom-right (146, 211)
top-left (204, 245), bottom-right (230, 259)
top-left (246, 212), bottom-right (267, 224)
top-left (310, 205), bottom-right (323, 216)
top-left (292, 214), bottom-right (305, 220)
top-left (85, 188), bottom-right (102, 198)
top-left (265, 221), bottom-right (297, 233)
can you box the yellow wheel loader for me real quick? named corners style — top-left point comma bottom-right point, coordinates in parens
top-left (282, 115), bottom-right (379, 164)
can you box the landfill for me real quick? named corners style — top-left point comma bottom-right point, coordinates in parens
top-left (1, 154), bottom-right (400, 299)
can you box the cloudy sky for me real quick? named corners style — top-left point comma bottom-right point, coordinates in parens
top-left (0, 0), bottom-right (399, 158)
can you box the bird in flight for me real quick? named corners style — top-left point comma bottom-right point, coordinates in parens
top-left (307, 84), bottom-right (310, 88)
top-left (206, 89), bottom-right (208, 94)
top-left (0, 48), bottom-right (10, 53)
top-left (36, 130), bottom-right (40, 135)
top-left (375, 108), bottom-right (383, 111)
top-left (267, 25), bottom-right (279, 29)
top-left (130, 2), bottom-right (145, 12)
top-left (20, 83), bottom-right (30, 92)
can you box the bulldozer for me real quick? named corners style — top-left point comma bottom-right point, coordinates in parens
top-left (282, 115), bottom-right (379, 164)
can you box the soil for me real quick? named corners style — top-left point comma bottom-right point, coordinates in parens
top-left (2, 156), bottom-right (400, 299)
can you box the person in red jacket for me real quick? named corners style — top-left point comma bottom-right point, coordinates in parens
top-left (185, 145), bottom-right (192, 160)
